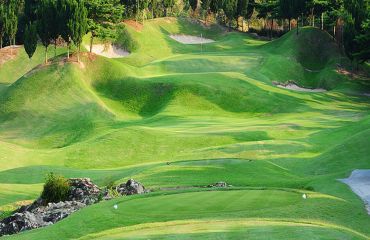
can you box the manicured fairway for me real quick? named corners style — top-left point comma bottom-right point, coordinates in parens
top-left (0, 17), bottom-right (369, 239)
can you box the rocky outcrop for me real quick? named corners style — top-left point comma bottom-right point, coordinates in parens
top-left (116, 179), bottom-right (148, 195)
top-left (68, 178), bottom-right (101, 205)
top-left (208, 181), bottom-right (229, 188)
top-left (0, 178), bottom-right (147, 237)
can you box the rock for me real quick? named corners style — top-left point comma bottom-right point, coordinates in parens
top-left (116, 179), bottom-right (148, 196)
top-left (42, 201), bottom-right (86, 223)
top-left (208, 181), bottom-right (228, 188)
top-left (0, 211), bottom-right (45, 236)
top-left (68, 178), bottom-right (101, 205)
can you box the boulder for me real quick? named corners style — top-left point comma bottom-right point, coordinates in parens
top-left (68, 178), bottom-right (101, 205)
top-left (0, 211), bottom-right (46, 236)
top-left (116, 179), bottom-right (148, 196)
top-left (208, 181), bottom-right (228, 188)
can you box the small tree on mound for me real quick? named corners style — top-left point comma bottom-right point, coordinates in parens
top-left (41, 173), bottom-right (70, 203)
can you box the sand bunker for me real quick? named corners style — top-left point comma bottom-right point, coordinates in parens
top-left (85, 44), bottom-right (129, 58)
top-left (273, 82), bottom-right (327, 92)
top-left (340, 170), bottom-right (370, 214)
top-left (170, 34), bottom-right (215, 44)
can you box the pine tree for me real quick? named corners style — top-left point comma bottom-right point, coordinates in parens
top-left (24, 22), bottom-right (38, 58)
top-left (86, 0), bottom-right (124, 53)
top-left (68, 0), bottom-right (88, 62)
top-left (5, 0), bottom-right (18, 47)
top-left (37, 0), bottom-right (54, 63)
top-left (0, 3), bottom-right (5, 49)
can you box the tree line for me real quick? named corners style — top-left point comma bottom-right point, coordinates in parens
top-left (0, 0), bottom-right (368, 64)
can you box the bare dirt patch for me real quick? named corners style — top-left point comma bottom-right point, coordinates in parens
top-left (0, 45), bottom-right (21, 65)
top-left (273, 81), bottom-right (327, 92)
top-left (124, 20), bottom-right (143, 31)
top-left (170, 34), bottom-right (215, 44)
top-left (340, 169), bottom-right (370, 215)
top-left (85, 44), bottom-right (129, 59)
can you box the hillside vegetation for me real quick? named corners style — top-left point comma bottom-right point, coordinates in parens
top-left (0, 18), bottom-right (369, 239)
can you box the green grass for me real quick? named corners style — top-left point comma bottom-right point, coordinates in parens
top-left (0, 17), bottom-right (369, 239)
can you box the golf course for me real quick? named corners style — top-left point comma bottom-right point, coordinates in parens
top-left (0, 16), bottom-right (369, 239)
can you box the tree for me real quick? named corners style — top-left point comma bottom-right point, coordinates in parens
top-left (279, 0), bottom-right (294, 30)
top-left (5, 0), bottom-right (18, 47)
top-left (189, 0), bottom-right (198, 12)
top-left (68, 0), bottom-right (88, 62)
top-left (257, 0), bottom-right (279, 38)
top-left (307, 0), bottom-right (329, 29)
top-left (24, 0), bottom-right (39, 23)
top-left (0, 3), bottom-right (5, 49)
top-left (293, 0), bottom-right (307, 34)
top-left (163, 0), bottom-right (175, 16)
top-left (37, 0), bottom-right (54, 63)
top-left (236, 0), bottom-right (248, 30)
top-left (86, 0), bottom-right (124, 53)
top-left (24, 22), bottom-right (38, 58)
top-left (223, 0), bottom-right (238, 30)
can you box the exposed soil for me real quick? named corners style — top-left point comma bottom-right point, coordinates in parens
top-left (124, 20), bottom-right (143, 31)
top-left (0, 45), bottom-right (21, 65)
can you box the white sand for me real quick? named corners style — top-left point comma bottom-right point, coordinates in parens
top-left (170, 34), bottom-right (215, 44)
top-left (85, 44), bottom-right (129, 58)
top-left (276, 83), bottom-right (327, 92)
top-left (340, 170), bottom-right (370, 214)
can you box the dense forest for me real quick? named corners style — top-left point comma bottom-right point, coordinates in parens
top-left (0, 0), bottom-right (369, 64)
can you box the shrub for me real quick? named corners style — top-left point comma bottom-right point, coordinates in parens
top-left (41, 173), bottom-right (70, 203)
top-left (115, 25), bottom-right (138, 53)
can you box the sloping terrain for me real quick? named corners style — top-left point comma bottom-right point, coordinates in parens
top-left (0, 17), bottom-right (369, 239)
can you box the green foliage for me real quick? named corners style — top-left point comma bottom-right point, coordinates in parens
top-left (0, 3), bottom-right (5, 48)
top-left (86, 0), bottom-right (124, 51)
top-left (68, 0), bottom-right (88, 61)
top-left (41, 173), bottom-right (70, 203)
top-left (4, 0), bottom-right (18, 46)
top-left (24, 22), bottom-right (38, 59)
top-left (189, 0), bottom-right (197, 11)
top-left (115, 24), bottom-right (138, 52)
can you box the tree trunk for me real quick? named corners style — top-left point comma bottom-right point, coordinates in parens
top-left (289, 18), bottom-right (291, 31)
top-left (54, 41), bottom-right (57, 57)
top-left (247, 20), bottom-right (250, 32)
top-left (270, 18), bottom-right (273, 40)
top-left (77, 45), bottom-right (80, 62)
top-left (0, 37), bottom-right (2, 49)
top-left (321, 12), bottom-right (324, 30)
top-left (242, 19), bottom-right (245, 32)
top-left (90, 34), bottom-right (94, 53)
top-left (67, 43), bottom-right (70, 59)
top-left (45, 46), bottom-right (48, 64)
top-left (297, 17), bottom-right (299, 35)
top-left (313, 15), bottom-right (315, 27)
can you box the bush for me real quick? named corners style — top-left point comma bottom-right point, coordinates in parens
top-left (115, 25), bottom-right (138, 53)
top-left (41, 173), bottom-right (70, 203)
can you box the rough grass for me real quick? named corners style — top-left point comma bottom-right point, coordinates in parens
top-left (0, 17), bottom-right (369, 239)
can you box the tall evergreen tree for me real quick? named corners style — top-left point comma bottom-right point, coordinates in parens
top-left (24, 22), bottom-right (38, 58)
top-left (5, 0), bottom-right (18, 47)
top-left (279, 0), bottom-right (294, 30)
top-left (0, 3), bottom-right (5, 49)
top-left (86, 0), bottom-right (124, 53)
top-left (68, 0), bottom-right (88, 62)
top-left (189, 0), bottom-right (198, 12)
top-left (223, 0), bottom-right (238, 30)
top-left (37, 0), bottom-right (54, 63)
